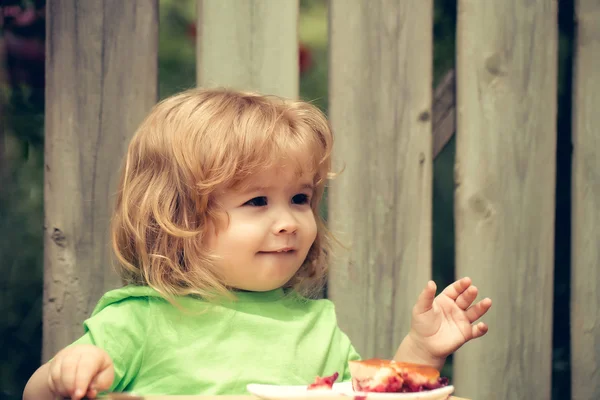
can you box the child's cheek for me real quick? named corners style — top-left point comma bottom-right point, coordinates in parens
top-left (306, 212), bottom-right (318, 238)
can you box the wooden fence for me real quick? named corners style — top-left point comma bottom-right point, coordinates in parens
top-left (43, 1), bottom-right (599, 399)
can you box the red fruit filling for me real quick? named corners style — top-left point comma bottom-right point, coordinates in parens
top-left (307, 372), bottom-right (339, 390)
top-left (353, 375), bottom-right (449, 393)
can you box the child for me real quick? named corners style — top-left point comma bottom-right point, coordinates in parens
top-left (23, 88), bottom-right (492, 400)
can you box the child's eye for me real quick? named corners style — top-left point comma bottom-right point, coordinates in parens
top-left (244, 196), bottom-right (268, 207)
top-left (292, 194), bottom-right (310, 205)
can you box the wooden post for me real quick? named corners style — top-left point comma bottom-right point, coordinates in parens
top-left (196, 0), bottom-right (299, 98)
top-left (571, 0), bottom-right (600, 398)
top-left (328, 0), bottom-right (433, 359)
top-left (43, 0), bottom-right (158, 361)
top-left (453, 1), bottom-right (557, 399)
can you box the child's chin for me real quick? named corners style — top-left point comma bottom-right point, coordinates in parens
top-left (234, 277), bottom-right (294, 292)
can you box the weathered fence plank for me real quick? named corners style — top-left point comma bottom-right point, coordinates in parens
top-left (453, 1), bottom-right (557, 399)
top-left (328, 0), bottom-right (433, 359)
top-left (43, 0), bottom-right (158, 361)
top-left (571, 1), bottom-right (600, 399)
top-left (196, 0), bottom-right (298, 98)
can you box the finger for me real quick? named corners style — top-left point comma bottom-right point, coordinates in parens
top-left (441, 277), bottom-right (472, 300)
top-left (86, 387), bottom-right (98, 399)
top-left (89, 362), bottom-right (115, 394)
top-left (471, 322), bottom-right (488, 339)
top-left (455, 285), bottom-right (478, 310)
top-left (73, 355), bottom-right (102, 400)
top-left (61, 353), bottom-right (82, 399)
top-left (49, 357), bottom-right (66, 396)
top-left (47, 363), bottom-right (57, 394)
top-left (413, 280), bottom-right (436, 315)
top-left (465, 297), bottom-right (492, 323)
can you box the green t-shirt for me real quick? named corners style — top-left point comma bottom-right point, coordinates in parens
top-left (71, 285), bottom-right (361, 395)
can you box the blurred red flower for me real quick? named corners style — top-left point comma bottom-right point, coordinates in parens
top-left (1, 3), bottom-right (46, 89)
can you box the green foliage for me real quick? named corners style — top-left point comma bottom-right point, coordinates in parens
top-left (157, 0), bottom-right (196, 99)
top-left (298, 0), bottom-right (328, 113)
top-left (0, 91), bottom-right (45, 399)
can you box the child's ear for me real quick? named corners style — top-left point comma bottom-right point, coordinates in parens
top-left (201, 219), bottom-right (218, 248)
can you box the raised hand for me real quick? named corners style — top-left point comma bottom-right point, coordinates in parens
top-left (408, 277), bottom-right (492, 360)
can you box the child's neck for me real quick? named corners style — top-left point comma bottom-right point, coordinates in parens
top-left (227, 287), bottom-right (288, 301)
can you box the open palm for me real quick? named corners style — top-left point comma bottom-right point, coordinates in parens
top-left (409, 277), bottom-right (492, 359)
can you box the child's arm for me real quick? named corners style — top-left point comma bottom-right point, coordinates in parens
top-left (393, 277), bottom-right (492, 370)
top-left (393, 333), bottom-right (447, 370)
top-left (23, 344), bottom-right (114, 400)
top-left (22, 363), bottom-right (54, 400)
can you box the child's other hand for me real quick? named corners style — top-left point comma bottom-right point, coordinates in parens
top-left (47, 344), bottom-right (114, 400)
top-left (409, 277), bottom-right (492, 360)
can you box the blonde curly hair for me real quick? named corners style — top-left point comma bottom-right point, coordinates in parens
top-left (110, 87), bottom-right (334, 302)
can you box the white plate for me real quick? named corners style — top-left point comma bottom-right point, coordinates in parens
top-left (247, 381), bottom-right (455, 400)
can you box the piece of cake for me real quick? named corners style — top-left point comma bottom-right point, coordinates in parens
top-left (348, 358), bottom-right (449, 393)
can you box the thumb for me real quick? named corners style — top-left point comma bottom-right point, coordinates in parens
top-left (412, 280), bottom-right (436, 315)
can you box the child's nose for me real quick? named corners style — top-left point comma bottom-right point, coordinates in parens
top-left (273, 211), bottom-right (298, 234)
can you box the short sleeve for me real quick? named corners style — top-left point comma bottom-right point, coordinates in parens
top-left (70, 296), bottom-right (150, 392)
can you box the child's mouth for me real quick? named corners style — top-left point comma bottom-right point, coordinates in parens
top-left (258, 248), bottom-right (296, 254)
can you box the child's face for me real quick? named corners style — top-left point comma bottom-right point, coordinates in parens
top-left (206, 164), bottom-right (318, 292)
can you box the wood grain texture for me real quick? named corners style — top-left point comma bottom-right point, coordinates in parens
top-left (453, 1), bottom-right (557, 399)
top-left (327, 0), bottom-right (433, 359)
top-left (196, 0), bottom-right (298, 98)
top-left (43, 0), bottom-right (158, 360)
top-left (571, 1), bottom-right (600, 399)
